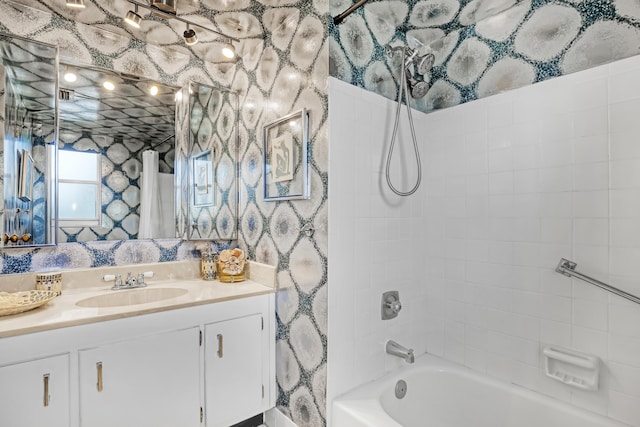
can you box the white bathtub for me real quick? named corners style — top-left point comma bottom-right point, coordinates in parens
top-left (332, 354), bottom-right (630, 427)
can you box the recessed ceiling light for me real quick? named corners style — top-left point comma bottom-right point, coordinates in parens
top-left (149, 85), bottom-right (159, 96)
top-left (184, 25), bottom-right (198, 46)
top-left (63, 71), bottom-right (77, 83)
top-left (221, 41), bottom-right (235, 59)
top-left (66, 0), bottom-right (85, 9)
top-left (103, 81), bottom-right (115, 91)
top-left (124, 5), bottom-right (142, 29)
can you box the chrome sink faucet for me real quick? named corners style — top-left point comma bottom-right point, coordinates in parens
top-left (386, 340), bottom-right (415, 363)
top-left (103, 271), bottom-right (154, 290)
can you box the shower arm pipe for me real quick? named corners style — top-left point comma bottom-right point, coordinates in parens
top-left (333, 0), bottom-right (371, 25)
top-left (555, 258), bottom-right (640, 305)
top-left (126, 0), bottom-right (239, 42)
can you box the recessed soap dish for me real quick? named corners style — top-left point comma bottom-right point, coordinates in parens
top-left (543, 346), bottom-right (600, 391)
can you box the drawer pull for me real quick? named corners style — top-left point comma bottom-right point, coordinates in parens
top-left (97, 362), bottom-right (103, 392)
top-left (217, 334), bottom-right (223, 358)
top-left (43, 374), bottom-right (50, 407)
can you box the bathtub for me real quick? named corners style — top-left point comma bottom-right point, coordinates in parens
top-left (332, 354), bottom-right (630, 427)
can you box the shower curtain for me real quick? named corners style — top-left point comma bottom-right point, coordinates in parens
top-left (139, 150), bottom-right (175, 239)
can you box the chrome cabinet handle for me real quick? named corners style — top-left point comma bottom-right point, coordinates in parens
top-left (217, 334), bottom-right (223, 358)
top-left (97, 362), bottom-right (103, 392)
top-left (43, 374), bottom-right (50, 407)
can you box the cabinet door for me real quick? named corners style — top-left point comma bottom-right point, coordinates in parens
top-left (0, 354), bottom-right (70, 427)
top-left (79, 327), bottom-right (201, 427)
top-left (205, 314), bottom-right (263, 427)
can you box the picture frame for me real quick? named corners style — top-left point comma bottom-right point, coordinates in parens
top-left (263, 109), bottom-right (310, 201)
top-left (191, 149), bottom-right (215, 207)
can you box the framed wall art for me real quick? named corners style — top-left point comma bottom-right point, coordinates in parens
top-left (263, 109), bottom-right (310, 201)
top-left (191, 149), bottom-right (215, 207)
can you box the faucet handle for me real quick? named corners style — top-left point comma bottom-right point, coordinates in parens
top-left (137, 272), bottom-right (147, 287)
top-left (103, 274), bottom-right (122, 289)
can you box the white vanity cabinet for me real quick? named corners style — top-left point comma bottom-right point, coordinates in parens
top-left (0, 291), bottom-right (275, 427)
top-left (78, 327), bottom-right (201, 427)
top-left (204, 314), bottom-right (264, 427)
top-left (0, 354), bottom-right (70, 427)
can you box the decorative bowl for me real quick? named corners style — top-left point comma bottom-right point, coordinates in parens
top-left (0, 290), bottom-right (57, 317)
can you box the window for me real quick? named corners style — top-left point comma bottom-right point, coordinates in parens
top-left (58, 150), bottom-right (101, 227)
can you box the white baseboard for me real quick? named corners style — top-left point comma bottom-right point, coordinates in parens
top-left (264, 408), bottom-right (298, 427)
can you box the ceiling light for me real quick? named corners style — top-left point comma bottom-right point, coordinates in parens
top-left (124, 5), bottom-right (142, 29)
top-left (221, 41), bottom-right (235, 59)
top-left (174, 90), bottom-right (183, 102)
top-left (184, 24), bottom-right (198, 46)
top-left (66, 0), bottom-right (85, 8)
top-left (149, 85), bottom-right (159, 96)
top-left (63, 71), bottom-right (77, 83)
top-left (103, 81), bottom-right (115, 91)
top-left (151, 0), bottom-right (177, 13)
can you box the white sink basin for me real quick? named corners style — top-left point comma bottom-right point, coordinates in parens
top-left (76, 288), bottom-right (188, 308)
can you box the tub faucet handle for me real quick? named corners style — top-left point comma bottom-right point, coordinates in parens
top-left (386, 299), bottom-right (402, 313)
top-left (382, 291), bottom-right (402, 320)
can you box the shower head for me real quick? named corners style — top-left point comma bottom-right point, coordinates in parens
top-left (406, 70), bottom-right (429, 98)
top-left (410, 81), bottom-right (429, 98)
top-left (416, 53), bottom-right (435, 75)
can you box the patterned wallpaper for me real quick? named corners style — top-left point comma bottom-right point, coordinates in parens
top-left (329, 0), bottom-right (640, 113)
top-left (0, 1), bottom-right (329, 426)
top-left (234, 3), bottom-right (329, 426)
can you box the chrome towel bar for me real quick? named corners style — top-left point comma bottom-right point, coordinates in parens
top-left (555, 258), bottom-right (640, 305)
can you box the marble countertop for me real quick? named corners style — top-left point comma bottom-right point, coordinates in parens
top-left (0, 261), bottom-right (277, 338)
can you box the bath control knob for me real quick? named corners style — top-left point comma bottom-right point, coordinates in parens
top-left (386, 300), bottom-right (402, 313)
top-left (381, 291), bottom-right (402, 320)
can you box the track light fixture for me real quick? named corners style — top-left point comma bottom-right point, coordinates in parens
top-left (66, 0), bottom-right (85, 8)
top-left (124, 4), bottom-right (142, 29)
top-left (183, 24), bottom-right (198, 46)
top-left (221, 40), bottom-right (235, 59)
top-left (122, 1), bottom-right (239, 53)
top-left (150, 0), bottom-right (177, 13)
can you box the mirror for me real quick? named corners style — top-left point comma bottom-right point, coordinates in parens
top-left (0, 33), bottom-right (57, 248)
top-left (57, 64), bottom-right (177, 242)
top-left (176, 82), bottom-right (238, 241)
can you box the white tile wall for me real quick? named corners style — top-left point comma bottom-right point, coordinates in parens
top-left (328, 53), bottom-right (640, 427)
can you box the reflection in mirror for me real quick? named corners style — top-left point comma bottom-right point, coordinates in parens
top-left (178, 82), bottom-right (237, 240)
top-left (0, 33), bottom-right (57, 248)
top-left (57, 64), bottom-right (177, 242)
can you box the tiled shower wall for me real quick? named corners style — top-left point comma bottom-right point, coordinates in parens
top-left (329, 0), bottom-right (640, 114)
top-left (328, 51), bottom-right (640, 426)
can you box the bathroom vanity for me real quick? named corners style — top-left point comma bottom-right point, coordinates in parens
top-left (0, 261), bottom-right (276, 427)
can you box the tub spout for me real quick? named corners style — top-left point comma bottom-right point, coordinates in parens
top-left (386, 340), bottom-right (415, 363)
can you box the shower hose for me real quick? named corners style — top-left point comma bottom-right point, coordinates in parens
top-left (385, 47), bottom-right (422, 197)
